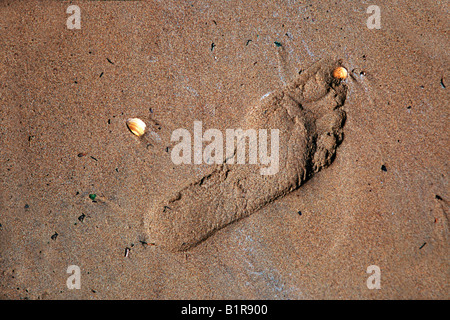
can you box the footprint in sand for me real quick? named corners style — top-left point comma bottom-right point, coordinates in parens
top-left (142, 57), bottom-right (349, 251)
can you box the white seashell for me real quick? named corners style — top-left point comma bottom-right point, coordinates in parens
top-left (126, 118), bottom-right (146, 137)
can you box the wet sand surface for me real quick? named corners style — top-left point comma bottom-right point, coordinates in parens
top-left (0, 0), bottom-right (448, 299)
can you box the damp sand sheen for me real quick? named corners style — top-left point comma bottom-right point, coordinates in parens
top-left (130, 58), bottom-right (349, 251)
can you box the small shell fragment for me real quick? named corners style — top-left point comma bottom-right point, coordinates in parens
top-left (332, 66), bottom-right (348, 80)
top-left (126, 118), bottom-right (146, 137)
